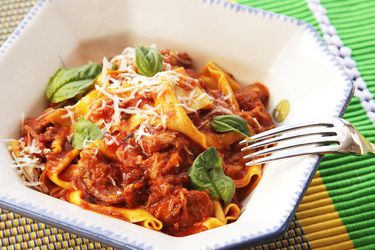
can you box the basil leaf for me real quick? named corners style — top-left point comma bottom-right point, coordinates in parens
top-left (211, 115), bottom-right (251, 137)
top-left (51, 79), bottom-right (93, 103)
top-left (72, 118), bottom-right (103, 149)
top-left (135, 46), bottom-right (163, 77)
top-left (46, 63), bottom-right (101, 103)
top-left (188, 147), bottom-right (236, 204)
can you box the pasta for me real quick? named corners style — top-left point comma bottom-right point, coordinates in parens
top-left (9, 46), bottom-right (274, 236)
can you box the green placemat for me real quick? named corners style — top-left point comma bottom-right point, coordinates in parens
top-left (2, 0), bottom-right (375, 249)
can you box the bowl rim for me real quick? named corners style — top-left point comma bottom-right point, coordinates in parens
top-left (0, 0), bottom-right (354, 249)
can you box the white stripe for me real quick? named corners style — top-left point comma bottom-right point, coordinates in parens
top-left (307, 0), bottom-right (375, 124)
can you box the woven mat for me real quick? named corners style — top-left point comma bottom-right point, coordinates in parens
top-left (1, 0), bottom-right (375, 249)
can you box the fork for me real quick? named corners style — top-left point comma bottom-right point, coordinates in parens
top-left (240, 118), bottom-right (375, 166)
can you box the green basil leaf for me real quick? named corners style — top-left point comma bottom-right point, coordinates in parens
top-left (46, 63), bottom-right (101, 103)
top-left (72, 118), bottom-right (103, 150)
top-left (211, 115), bottom-right (251, 137)
top-left (188, 147), bottom-right (236, 204)
top-left (51, 79), bottom-right (93, 103)
top-left (135, 46), bottom-right (163, 77)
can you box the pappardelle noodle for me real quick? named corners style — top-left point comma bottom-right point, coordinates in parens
top-left (9, 46), bottom-right (274, 236)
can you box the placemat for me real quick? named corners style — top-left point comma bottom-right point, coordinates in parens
top-left (1, 0), bottom-right (375, 249)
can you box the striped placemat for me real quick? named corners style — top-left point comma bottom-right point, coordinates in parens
top-left (1, 0), bottom-right (375, 249)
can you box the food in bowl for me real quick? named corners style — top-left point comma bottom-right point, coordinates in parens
top-left (8, 45), bottom-right (274, 236)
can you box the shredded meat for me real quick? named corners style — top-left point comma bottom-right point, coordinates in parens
top-left (23, 118), bottom-right (52, 135)
top-left (74, 148), bottom-right (148, 207)
top-left (239, 106), bottom-right (274, 134)
top-left (140, 131), bottom-right (177, 154)
top-left (146, 180), bottom-right (214, 235)
top-left (116, 138), bottom-right (144, 168)
top-left (185, 190), bottom-right (214, 223)
top-left (235, 83), bottom-right (274, 134)
top-left (160, 49), bottom-right (193, 68)
top-left (235, 82), bottom-right (270, 110)
top-left (14, 47), bottom-right (276, 237)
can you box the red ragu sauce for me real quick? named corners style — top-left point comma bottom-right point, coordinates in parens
top-left (10, 46), bottom-right (274, 236)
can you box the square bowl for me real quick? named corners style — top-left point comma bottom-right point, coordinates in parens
top-left (0, 0), bottom-right (353, 249)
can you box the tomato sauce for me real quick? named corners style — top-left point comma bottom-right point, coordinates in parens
top-left (14, 48), bottom-right (274, 236)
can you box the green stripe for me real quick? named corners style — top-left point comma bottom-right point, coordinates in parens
top-left (237, 0), bottom-right (320, 33)
top-left (323, 0), bottom-right (375, 102)
top-left (320, 0), bottom-right (375, 248)
top-left (239, 0), bottom-right (375, 248)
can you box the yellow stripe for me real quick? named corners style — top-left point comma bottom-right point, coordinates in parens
top-left (296, 173), bottom-right (354, 249)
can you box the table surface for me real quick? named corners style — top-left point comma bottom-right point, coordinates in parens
top-left (1, 0), bottom-right (375, 249)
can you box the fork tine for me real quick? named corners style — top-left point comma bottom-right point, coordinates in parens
top-left (243, 135), bottom-right (339, 160)
top-left (244, 145), bottom-right (340, 166)
top-left (239, 120), bottom-right (334, 145)
top-left (241, 127), bottom-right (337, 151)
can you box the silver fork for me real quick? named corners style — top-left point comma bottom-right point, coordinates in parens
top-left (240, 118), bottom-right (375, 166)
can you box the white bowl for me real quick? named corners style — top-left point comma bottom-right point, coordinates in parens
top-left (0, 0), bottom-right (353, 249)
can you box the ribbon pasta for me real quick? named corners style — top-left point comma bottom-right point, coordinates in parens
top-left (67, 190), bottom-right (163, 231)
top-left (9, 47), bottom-right (274, 236)
top-left (201, 61), bottom-right (240, 111)
top-left (154, 80), bottom-right (208, 148)
top-left (202, 201), bottom-right (241, 229)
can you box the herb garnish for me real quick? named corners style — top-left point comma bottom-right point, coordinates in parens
top-left (135, 46), bottom-right (163, 77)
top-left (211, 115), bottom-right (251, 137)
top-left (72, 118), bottom-right (103, 149)
top-left (46, 63), bottom-right (101, 103)
top-left (188, 147), bottom-right (236, 204)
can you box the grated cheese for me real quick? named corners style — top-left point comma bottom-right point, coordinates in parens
top-left (101, 121), bottom-right (114, 134)
top-left (109, 77), bottom-right (122, 89)
top-left (23, 181), bottom-right (42, 187)
top-left (99, 100), bottom-right (107, 110)
top-left (95, 84), bottom-right (115, 100)
top-left (112, 70), bottom-right (183, 99)
top-left (197, 119), bottom-right (209, 129)
top-left (12, 46), bottom-right (230, 189)
top-left (134, 121), bottom-right (152, 143)
top-left (82, 139), bottom-right (94, 149)
top-left (93, 51), bottom-right (202, 133)
top-left (101, 57), bottom-right (112, 87)
top-left (159, 114), bottom-right (168, 129)
top-left (205, 104), bottom-right (233, 117)
top-left (252, 117), bottom-right (261, 128)
top-left (224, 93), bottom-right (232, 101)
top-left (123, 144), bottom-right (135, 151)
top-left (108, 175), bottom-right (116, 186)
top-left (175, 103), bottom-right (197, 113)
top-left (112, 95), bottom-right (121, 125)
top-left (62, 106), bottom-right (75, 123)
top-left (11, 159), bottom-right (40, 168)
top-left (104, 134), bottom-right (120, 146)
top-left (110, 47), bottom-right (136, 72)
top-left (135, 99), bottom-right (142, 108)
top-left (66, 134), bottom-right (73, 143)
top-left (10, 139), bottom-right (45, 189)
top-left (21, 139), bottom-right (42, 155)
top-left (43, 148), bottom-right (52, 154)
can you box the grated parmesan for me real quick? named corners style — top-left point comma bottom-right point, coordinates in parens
top-left (112, 95), bottom-right (121, 125)
top-left (101, 57), bottom-right (112, 87)
top-left (108, 175), bottom-right (116, 186)
top-left (134, 121), bottom-right (152, 143)
top-left (62, 106), bottom-right (75, 123)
